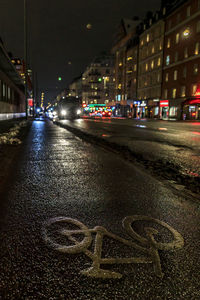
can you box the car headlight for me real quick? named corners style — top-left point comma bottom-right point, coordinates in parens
top-left (77, 109), bottom-right (81, 115)
top-left (61, 110), bottom-right (67, 116)
top-left (53, 111), bottom-right (57, 116)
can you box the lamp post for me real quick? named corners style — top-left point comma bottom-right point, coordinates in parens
top-left (24, 0), bottom-right (28, 119)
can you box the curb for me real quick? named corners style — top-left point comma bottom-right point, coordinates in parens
top-left (53, 120), bottom-right (200, 197)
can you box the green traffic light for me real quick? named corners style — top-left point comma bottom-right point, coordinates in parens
top-left (58, 77), bottom-right (62, 81)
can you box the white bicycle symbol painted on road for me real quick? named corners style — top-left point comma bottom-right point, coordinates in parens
top-left (43, 215), bottom-right (184, 279)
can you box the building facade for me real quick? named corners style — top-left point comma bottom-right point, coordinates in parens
top-left (0, 40), bottom-right (25, 120)
top-left (138, 17), bottom-right (165, 118)
top-left (82, 54), bottom-right (114, 106)
top-left (111, 19), bottom-right (140, 117)
top-left (69, 75), bottom-right (82, 101)
top-left (162, 0), bottom-right (200, 120)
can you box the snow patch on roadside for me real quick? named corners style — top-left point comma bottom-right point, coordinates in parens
top-left (0, 121), bottom-right (28, 145)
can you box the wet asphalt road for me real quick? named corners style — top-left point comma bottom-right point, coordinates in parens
top-left (59, 118), bottom-right (200, 178)
top-left (0, 119), bottom-right (200, 299)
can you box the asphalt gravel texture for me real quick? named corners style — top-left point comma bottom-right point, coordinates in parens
top-left (56, 118), bottom-right (200, 195)
top-left (0, 119), bottom-right (200, 299)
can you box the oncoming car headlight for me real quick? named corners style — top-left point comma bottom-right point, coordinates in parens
top-left (61, 110), bottom-right (67, 116)
top-left (77, 109), bottom-right (81, 115)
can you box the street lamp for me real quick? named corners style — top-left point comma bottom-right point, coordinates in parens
top-left (24, 0), bottom-right (28, 119)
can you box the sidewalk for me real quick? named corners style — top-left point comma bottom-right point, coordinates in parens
top-left (0, 118), bottom-right (31, 194)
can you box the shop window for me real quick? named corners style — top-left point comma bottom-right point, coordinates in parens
top-left (165, 73), bottom-right (169, 82)
top-left (184, 48), bottom-right (188, 58)
top-left (169, 107), bottom-right (177, 116)
top-left (194, 64), bottom-right (198, 75)
top-left (167, 38), bottom-right (170, 48)
top-left (174, 70), bottom-right (178, 80)
top-left (181, 86), bottom-right (186, 97)
top-left (172, 88), bottom-right (177, 98)
top-left (176, 33), bottom-right (180, 44)
top-left (195, 42), bottom-right (199, 55)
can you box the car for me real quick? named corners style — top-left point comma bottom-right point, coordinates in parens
top-left (102, 111), bottom-right (112, 117)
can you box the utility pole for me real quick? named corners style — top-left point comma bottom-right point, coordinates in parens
top-left (24, 0), bottom-right (28, 119)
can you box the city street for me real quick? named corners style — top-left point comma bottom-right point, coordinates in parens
top-left (0, 119), bottom-right (199, 299)
top-left (56, 118), bottom-right (200, 194)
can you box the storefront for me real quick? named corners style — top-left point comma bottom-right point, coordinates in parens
top-left (182, 98), bottom-right (200, 120)
top-left (159, 100), bottom-right (169, 120)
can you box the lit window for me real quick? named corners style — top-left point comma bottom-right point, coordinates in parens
top-left (141, 40), bottom-right (144, 46)
top-left (164, 89), bottom-right (168, 99)
top-left (183, 66), bottom-right (187, 78)
top-left (176, 33), bottom-right (180, 44)
top-left (184, 48), bottom-right (188, 58)
top-left (187, 6), bottom-right (191, 17)
top-left (145, 63), bottom-right (148, 71)
top-left (151, 60), bottom-right (154, 69)
top-left (195, 42), bottom-right (199, 55)
top-left (165, 73), bottom-right (169, 82)
top-left (3, 83), bottom-right (6, 97)
top-left (152, 45), bottom-right (155, 54)
top-left (166, 55), bottom-right (170, 65)
top-left (157, 73), bottom-right (160, 82)
top-left (134, 64), bottom-right (137, 71)
top-left (157, 58), bottom-right (161, 66)
top-left (118, 84), bottom-right (122, 89)
top-left (127, 56), bottom-right (133, 61)
top-left (181, 86), bottom-right (186, 97)
top-left (8, 87), bottom-right (11, 99)
top-left (147, 34), bottom-right (150, 42)
top-left (172, 88), bottom-right (177, 98)
top-left (174, 70), bottom-right (178, 80)
top-left (149, 19), bottom-right (152, 26)
top-left (194, 64), bottom-right (198, 74)
top-left (197, 21), bottom-right (200, 33)
top-left (163, 7), bottom-right (166, 15)
top-left (167, 38), bottom-right (170, 48)
top-left (119, 62), bottom-right (123, 67)
top-left (192, 84), bottom-right (197, 95)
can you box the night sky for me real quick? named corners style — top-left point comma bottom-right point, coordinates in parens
top-left (0, 0), bottom-right (160, 104)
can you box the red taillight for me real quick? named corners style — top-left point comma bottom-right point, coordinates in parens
top-left (108, 112), bottom-right (111, 115)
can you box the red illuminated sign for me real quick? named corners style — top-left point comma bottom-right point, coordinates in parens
top-left (160, 100), bottom-right (169, 107)
top-left (28, 99), bottom-right (33, 106)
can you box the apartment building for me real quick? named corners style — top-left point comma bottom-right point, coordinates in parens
top-left (69, 75), bottom-right (82, 101)
top-left (82, 54), bottom-right (114, 106)
top-left (162, 0), bottom-right (200, 120)
top-left (111, 18), bottom-right (140, 117)
top-left (138, 15), bottom-right (165, 118)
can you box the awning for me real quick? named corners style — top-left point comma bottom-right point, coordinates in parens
top-left (183, 98), bottom-right (200, 105)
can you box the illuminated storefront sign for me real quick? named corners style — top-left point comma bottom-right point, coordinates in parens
top-left (160, 100), bottom-right (169, 107)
